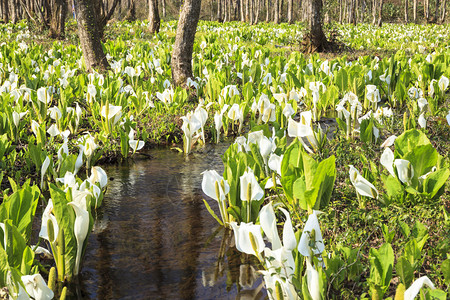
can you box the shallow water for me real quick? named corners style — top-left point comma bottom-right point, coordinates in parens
top-left (77, 144), bottom-right (265, 300)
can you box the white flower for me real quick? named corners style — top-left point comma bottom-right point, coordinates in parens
top-left (380, 148), bottom-right (396, 177)
top-left (240, 168), bottom-right (264, 201)
top-left (298, 211), bottom-right (325, 257)
top-left (230, 222), bottom-right (265, 256)
top-left (101, 104), bottom-right (122, 125)
top-left (89, 166), bottom-right (108, 188)
top-left (394, 159), bottom-right (414, 185)
top-left (201, 170), bottom-right (230, 202)
top-left (349, 165), bottom-right (378, 199)
top-left (418, 113), bottom-right (426, 128)
top-left (156, 88), bottom-right (174, 105)
top-left (37, 87), bottom-right (51, 104)
top-left (404, 276), bottom-right (435, 300)
top-left (46, 124), bottom-right (60, 137)
top-left (438, 75), bottom-right (449, 92)
top-left (21, 274), bottom-right (54, 300)
top-left (39, 200), bottom-right (59, 243)
top-left (380, 135), bottom-right (397, 148)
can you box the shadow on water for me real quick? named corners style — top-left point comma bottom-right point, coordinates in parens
top-left (76, 144), bottom-right (266, 300)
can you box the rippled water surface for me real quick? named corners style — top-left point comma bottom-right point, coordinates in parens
top-left (78, 145), bottom-right (265, 299)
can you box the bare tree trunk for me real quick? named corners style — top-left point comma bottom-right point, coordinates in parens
top-left (377, 0), bottom-right (383, 26)
top-left (217, 0), bottom-right (222, 21)
top-left (424, 0), bottom-right (429, 21)
top-left (307, 0), bottom-right (328, 51)
top-left (372, 0), bottom-right (377, 24)
top-left (441, 0), bottom-right (447, 22)
top-left (254, 0), bottom-right (261, 22)
top-left (171, 0), bottom-right (201, 87)
top-left (161, 0), bottom-right (166, 17)
top-left (434, 0), bottom-right (440, 21)
top-left (148, 0), bottom-right (160, 33)
top-left (249, 0), bottom-right (254, 23)
top-left (265, 0), bottom-right (269, 21)
top-left (287, 0), bottom-right (293, 23)
top-left (2, 0), bottom-right (9, 23)
top-left (224, 0), bottom-right (228, 22)
top-left (404, 0), bottom-right (408, 22)
top-left (339, 0), bottom-right (343, 22)
top-left (274, 0), bottom-right (279, 23)
top-left (413, 0), bottom-right (417, 22)
top-left (49, 0), bottom-right (67, 39)
top-left (75, 0), bottom-right (109, 73)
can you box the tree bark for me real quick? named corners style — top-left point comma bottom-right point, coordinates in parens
top-left (75, 0), bottom-right (109, 73)
top-left (49, 0), bottom-right (67, 39)
top-left (377, 0), bottom-right (383, 26)
top-left (413, 0), bottom-right (417, 22)
top-left (254, 0), bottom-right (261, 23)
top-left (274, 0), bottom-right (279, 23)
top-left (265, 0), bottom-right (269, 21)
top-left (287, 0), bottom-right (293, 23)
top-left (441, 0), bottom-right (447, 22)
top-left (307, 0), bottom-right (328, 51)
top-left (161, 0), bottom-right (166, 17)
top-left (424, 0), bottom-right (429, 21)
top-left (148, 0), bottom-right (160, 33)
top-left (372, 0), bottom-right (376, 25)
top-left (171, 0), bottom-right (201, 87)
top-left (2, 0), bottom-right (9, 23)
top-left (404, 0), bottom-right (408, 22)
top-left (434, 0), bottom-right (440, 22)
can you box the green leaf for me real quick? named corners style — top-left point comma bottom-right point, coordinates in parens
top-left (394, 129), bottom-right (431, 157)
top-left (396, 256), bottom-right (414, 286)
top-left (423, 168), bottom-right (450, 199)
top-left (202, 199), bottom-right (223, 226)
top-left (369, 243), bottom-right (394, 294)
top-left (441, 258), bottom-right (450, 285)
top-left (402, 144), bottom-right (437, 181)
top-left (50, 184), bottom-right (77, 280)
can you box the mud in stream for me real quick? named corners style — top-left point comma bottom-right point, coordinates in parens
top-left (77, 144), bottom-right (265, 299)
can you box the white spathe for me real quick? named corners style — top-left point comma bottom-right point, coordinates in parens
top-left (240, 168), bottom-right (264, 202)
top-left (298, 211), bottom-right (325, 257)
top-left (230, 222), bottom-right (265, 256)
top-left (404, 276), bottom-right (435, 300)
top-left (201, 170), bottom-right (230, 202)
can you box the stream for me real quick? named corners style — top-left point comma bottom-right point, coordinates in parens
top-left (78, 144), bottom-right (266, 299)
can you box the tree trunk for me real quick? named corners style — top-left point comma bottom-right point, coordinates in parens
top-left (424, 0), bottom-right (429, 21)
top-left (274, 0), bottom-right (279, 23)
top-left (148, 0), bottom-right (160, 33)
top-left (287, 0), bottom-right (293, 23)
top-left (441, 0), bottom-right (447, 22)
top-left (254, 0), bottom-right (261, 23)
top-left (265, 0), bottom-right (269, 21)
top-left (161, 0), bottom-right (166, 17)
top-left (404, 0), bottom-right (408, 22)
top-left (339, 0), bottom-right (343, 22)
top-left (75, 0), bottom-right (109, 73)
top-left (217, 0), bottom-right (222, 21)
top-left (307, 0), bottom-right (328, 51)
top-left (2, 0), bottom-right (9, 23)
top-left (49, 0), bottom-right (67, 39)
top-left (125, 0), bottom-right (136, 21)
top-left (434, 0), bottom-right (440, 22)
top-left (377, 0), bottom-right (383, 26)
top-left (413, 0), bottom-right (417, 22)
top-left (171, 0), bottom-right (201, 87)
top-left (372, 0), bottom-right (377, 24)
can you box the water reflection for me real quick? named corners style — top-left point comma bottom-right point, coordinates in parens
top-left (79, 145), bottom-right (266, 299)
